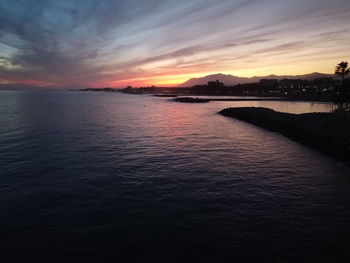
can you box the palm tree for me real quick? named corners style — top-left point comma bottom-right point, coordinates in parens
top-left (334, 61), bottom-right (350, 111)
top-left (335, 61), bottom-right (350, 86)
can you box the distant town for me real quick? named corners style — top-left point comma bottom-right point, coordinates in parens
top-left (81, 75), bottom-right (350, 102)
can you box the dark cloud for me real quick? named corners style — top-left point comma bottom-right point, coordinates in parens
top-left (0, 0), bottom-right (349, 87)
top-left (0, 0), bottom-right (163, 85)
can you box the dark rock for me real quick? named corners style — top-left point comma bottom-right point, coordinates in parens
top-left (153, 94), bottom-right (178, 97)
top-left (175, 97), bottom-right (210, 103)
top-left (219, 107), bottom-right (350, 164)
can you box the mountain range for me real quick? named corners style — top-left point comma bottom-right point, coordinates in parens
top-left (177, 72), bottom-right (334, 87)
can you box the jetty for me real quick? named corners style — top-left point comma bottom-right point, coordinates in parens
top-left (219, 107), bottom-right (350, 163)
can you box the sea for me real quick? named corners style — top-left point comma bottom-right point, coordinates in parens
top-left (1, 90), bottom-right (349, 262)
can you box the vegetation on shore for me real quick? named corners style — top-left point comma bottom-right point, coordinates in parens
top-left (219, 107), bottom-right (350, 164)
top-left (334, 61), bottom-right (350, 111)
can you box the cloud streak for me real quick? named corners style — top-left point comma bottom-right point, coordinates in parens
top-left (0, 0), bottom-right (349, 87)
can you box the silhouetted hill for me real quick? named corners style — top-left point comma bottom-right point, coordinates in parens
top-left (178, 72), bottom-right (333, 87)
top-left (178, 74), bottom-right (252, 87)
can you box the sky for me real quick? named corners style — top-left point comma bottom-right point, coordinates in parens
top-left (0, 0), bottom-right (349, 88)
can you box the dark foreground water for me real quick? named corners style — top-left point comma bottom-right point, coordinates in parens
top-left (1, 91), bottom-right (349, 262)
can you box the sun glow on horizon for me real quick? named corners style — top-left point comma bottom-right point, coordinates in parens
top-left (0, 0), bottom-right (349, 88)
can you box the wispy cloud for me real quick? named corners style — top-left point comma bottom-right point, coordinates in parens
top-left (0, 0), bottom-right (349, 87)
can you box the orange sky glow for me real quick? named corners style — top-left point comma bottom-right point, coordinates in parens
top-left (0, 0), bottom-right (349, 88)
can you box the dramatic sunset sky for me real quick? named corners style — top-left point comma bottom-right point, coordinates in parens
top-left (0, 0), bottom-right (349, 88)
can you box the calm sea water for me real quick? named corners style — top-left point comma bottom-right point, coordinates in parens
top-left (1, 91), bottom-right (349, 262)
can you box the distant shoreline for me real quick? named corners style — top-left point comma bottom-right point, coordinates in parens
top-left (78, 88), bottom-right (335, 103)
top-left (219, 107), bottom-right (350, 164)
top-left (174, 96), bottom-right (334, 103)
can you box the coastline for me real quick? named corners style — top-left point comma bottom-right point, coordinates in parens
top-left (174, 96), bottom-right (334, 103)
top-left (78, 89), bottom-right (336, 103)
top-left (219, 107), bottom-right (350, 164)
